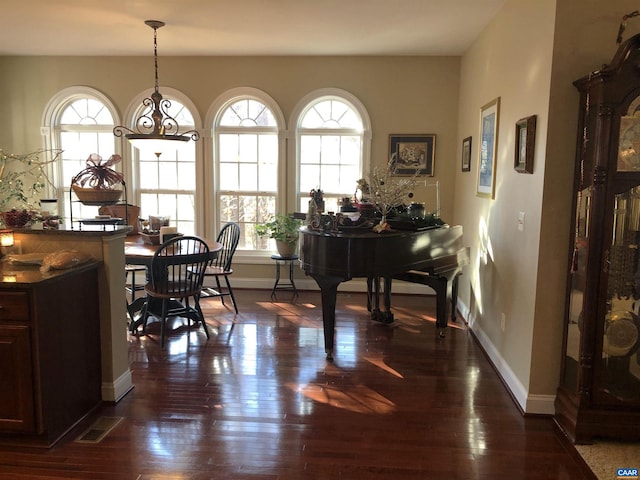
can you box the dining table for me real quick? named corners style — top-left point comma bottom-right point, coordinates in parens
top-left (124, 234), bottom-right (222, 331)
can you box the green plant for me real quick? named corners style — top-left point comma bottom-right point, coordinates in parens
top-left (0, 148), bottom-right (62, 211)
top-left (256, 214), bottom-right (303, 245)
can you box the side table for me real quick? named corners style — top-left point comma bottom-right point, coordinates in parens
top-left (270, 254), bottom-right (299, 300)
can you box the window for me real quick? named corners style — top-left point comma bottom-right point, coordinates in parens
top-left (294, 90), bottom-right (370, 214)
top-left (42, 87), bottom-right (119, 223)
top-left (211, 89), bottom-right (284, 252)
top-left (127, 90), bottom-right (200, 236)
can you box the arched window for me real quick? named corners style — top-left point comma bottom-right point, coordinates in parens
top-left (292, 89), bottom-right (371, 214)
top-left (209, 88), bottom-right (284, 253)
top-left (125, 89), bottom-right (201, 236)
top-left (42, 87), bottom-right (119, 223)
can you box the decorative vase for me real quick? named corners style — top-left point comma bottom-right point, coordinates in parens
top-left (276, 240), bottom-right (297, 258)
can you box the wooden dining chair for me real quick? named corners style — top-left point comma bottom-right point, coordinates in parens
top-left (201, 222), bottom-right (240, 313)
top-left (139, 236), bottom-right (211, 347)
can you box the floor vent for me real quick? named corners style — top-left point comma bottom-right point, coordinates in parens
top-left (74, 416), bottom-right (123, 444)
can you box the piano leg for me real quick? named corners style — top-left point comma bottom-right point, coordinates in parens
top-left (310, 274), bottom-right (343, 361)
top-left (391, 271), bottom-right (459, 337)
top-left (367, 276), bottom-right (394, 324)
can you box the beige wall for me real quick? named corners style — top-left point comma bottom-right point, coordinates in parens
top-left (0, 55), bottom-right (461, 283)
top-left (455, 0), bottom-right (640, 413)
top-left (454, 0), bottom-right (556, 412)
top-left (6, 0), bottom-right (640, 414)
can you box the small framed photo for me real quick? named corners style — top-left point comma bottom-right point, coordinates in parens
top-left (477, 97), bottom-right (500, 199)
top-left (461, 136), bottom-right (472, 172)
top-left (514, 115), bottom-right (536, 174)
top-left (389, 134), bottom-right (435, 176)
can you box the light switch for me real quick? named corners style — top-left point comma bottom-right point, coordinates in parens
top-left (518, 211), bottom-right (525, 232)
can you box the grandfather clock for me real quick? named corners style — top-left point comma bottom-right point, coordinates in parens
top-left (555, 33), bottom-right (640, 444)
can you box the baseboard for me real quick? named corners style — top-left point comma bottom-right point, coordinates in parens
top-left (101, 369), bottom-right (134, 403)
top-left (457, 298), bottom-right (555, 415)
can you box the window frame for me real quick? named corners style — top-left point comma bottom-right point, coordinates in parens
top-left (119, 86), bottom-right (204, 236)
top-left (206, 87), bottom-right (286, 259)
top-left (289, 88), bottom-right (372, 216)
top-left (41, 86), bottom-right (121, 222)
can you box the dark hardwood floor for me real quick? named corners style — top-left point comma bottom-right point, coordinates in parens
top-left (0, 289), bottom-right (594, 479)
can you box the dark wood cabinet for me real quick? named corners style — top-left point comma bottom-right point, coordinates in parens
top-left (0, 263), bottom-right (101, 447)
top-left (555, 34), bottom-right (640, 443)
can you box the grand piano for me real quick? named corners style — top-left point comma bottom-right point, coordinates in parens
top-left (299, 225), bottom-right (469, 360)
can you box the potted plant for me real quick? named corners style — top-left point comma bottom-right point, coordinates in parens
top-left (71, 153), bottom-right (124, 205)
top-left (256, 213), bottom-right (303, 257)
top-left (0, 148), bottom-right (61, 227)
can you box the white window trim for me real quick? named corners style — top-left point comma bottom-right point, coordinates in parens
top-left (41, 86), bottom-right (120, 199)
top-left (117, 86), bottom-right (205, 235)
top-left (205, 87), bottom-right (287, 251)
top-left (288, 88), bottom-right (372, 213)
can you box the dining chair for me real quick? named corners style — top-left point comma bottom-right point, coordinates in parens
top-left (139, 236), bottom-right (211, 347)
top-left (201, 222), bottom-right (240, 313)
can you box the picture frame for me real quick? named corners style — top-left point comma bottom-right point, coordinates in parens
top-left (514, 115), bottom-right (536, 174)
top-left (477, 97), bottom-right (500, 199)
top-left (461, 136), bottom-right (472, 172)
top-left (389, 134), bottom-right (435, 176)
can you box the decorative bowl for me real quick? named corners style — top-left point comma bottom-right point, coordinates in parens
top-left (1, 209), bottom-right (34, 228)
top-left (72, 184), bottom-right (123, 205)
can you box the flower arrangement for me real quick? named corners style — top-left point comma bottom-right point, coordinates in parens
top-left (0, 148), bottom-right (62, 227)
top-left (71, 153), bottom-right (124, 189)
top-left (0, 148), bottom-right (61, 212)
top-left (367, 160), bottom-right (419, 232)
top-left (71, 153), bottom-right (124, 205)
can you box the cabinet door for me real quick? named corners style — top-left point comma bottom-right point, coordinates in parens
top-left (0, 325), bottom-right (35, 432)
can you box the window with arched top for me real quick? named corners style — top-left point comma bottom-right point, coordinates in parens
top-left (212, 91), bottom-right (283, 252)
top-left (127, 92), bottom-right (199, 236)
top-left (42, 87), bottom-right (119, 223)
top-left (294, 91), bottom-right (369, 214)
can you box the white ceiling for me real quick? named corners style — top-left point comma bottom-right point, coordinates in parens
top-left (0, 0), bottom-right (505, 56)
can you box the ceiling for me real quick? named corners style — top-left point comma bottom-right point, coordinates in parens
top-left (0, 0), bottom-right (505, 56)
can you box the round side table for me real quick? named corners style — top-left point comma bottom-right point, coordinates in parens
top-left (270, 254), bottom-right (299, 300)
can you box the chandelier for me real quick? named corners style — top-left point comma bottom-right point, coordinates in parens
top-left (113, 20), bottom-right (199, 154)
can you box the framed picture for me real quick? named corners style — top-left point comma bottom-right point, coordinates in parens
top-left (514, 115), bottom-right (536, 174)
top-left (461, 136), bottom-right (472, 172)
top-left (389, 134), bottom-right (435, 176)
top-left (477, 97), bottom-right (500, 199)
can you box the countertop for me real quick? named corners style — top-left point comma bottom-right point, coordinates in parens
top-left (0, 261), bottom-right (100, 286)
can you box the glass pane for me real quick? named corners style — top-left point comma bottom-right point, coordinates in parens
top-left (563, 188), bottom-right (590, 391)
top-left (300, 136), bottom-right (321, 164)
top-left (597, 186), bottom-right (640, 404)
top-left (300, 100), bottom-right (362, 130)
top-left (239, 164), bottom-right (258, 190)
top-left (219, 99), bottom-right (277, 127)
top-left (158, 162), bottom-right (178, 190)
top-left (220, 164), bottom-right (239, 191)
top-left (220, 195), bottom-right (238, 222)
top-left (300, 165), bottom-right (320, 192)
top-left (618, 104), bottom-right (640, 171)
top-left (139, 162), bottom-right (159, 189)
top-left (259, 162), bottom-right (277, 191)
top-left (239, 134), bottom-right (258, 163)
top-left (320, 136), bottom-right (341, 164)
top-left (60, 98), bottom-right (114, 125)
top-left (220, 134), bottom-right (239, 162)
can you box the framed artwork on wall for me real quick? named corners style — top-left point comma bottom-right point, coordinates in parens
top-left (462, 136), bottom-right (472, 172)
top-left (477, 97), bottom-right (500, 199)
top-left (389, 134), bottom-right (435, 176)
top-left (514, 115), bottom-right (536, 174)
